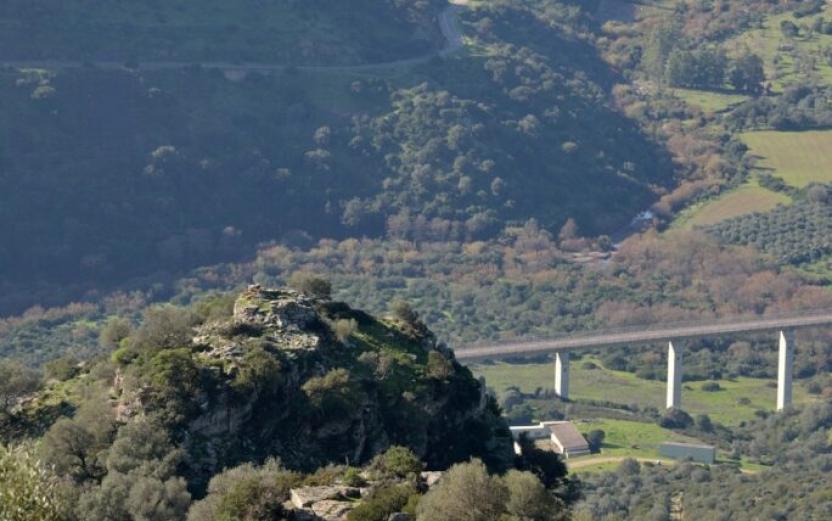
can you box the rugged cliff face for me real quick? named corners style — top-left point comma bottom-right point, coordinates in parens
top-left (113, 286), bottom-right (513, 488)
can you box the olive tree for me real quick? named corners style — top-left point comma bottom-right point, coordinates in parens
top-left (0, 360), bottom-right (40, 414)
top-left (288, 271), bottom-right (332, 299)
top-left (0, 443), bottom-right (67, 521)
top-left (76, 417), bottom-right (191, 521)
top-left (503, 470), bottom-right (564, 521)
top-left (416, 459), bottom-right (507, 521)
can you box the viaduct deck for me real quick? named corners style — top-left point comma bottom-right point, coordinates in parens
top-left (454, 312), bottom-right (832, 361)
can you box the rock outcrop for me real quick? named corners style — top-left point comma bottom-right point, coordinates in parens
top-left (112, 286), bottom-right (514, 487)
top-left (284, 471), bottom-right (441, 521)
top-left (290, 486), bottom-right (361, 509)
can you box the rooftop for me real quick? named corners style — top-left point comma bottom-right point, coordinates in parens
top-left (547, 422), bottom-right (589, 451)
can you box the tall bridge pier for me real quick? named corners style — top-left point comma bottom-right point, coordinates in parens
top-left (658, 331), bottom-right (794, 411)
top-left (777, 330), bottom-right (795, 410)
top-left (554, 352), bottom-right (569, 399)
top-left (666, 341), bottom-right (682, 409)
top-left (457, 313), bottom-right (828, 414)
top-left (549, 331), bottom-right (796, 410)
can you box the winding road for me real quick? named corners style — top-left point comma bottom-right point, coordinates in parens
top-left (0, 1), bottom-right (468, 73)
top-left (455, 311), bottom-right (832, 360)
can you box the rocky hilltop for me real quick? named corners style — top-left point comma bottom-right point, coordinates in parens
top-left (112, 286), bottom-right (513, 487)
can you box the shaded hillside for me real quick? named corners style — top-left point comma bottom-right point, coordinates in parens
top-left (0, 0), bottom-right (444, 65)
top-left (4, 286), bottom-right (513, 489)
top-left (0, 0), bottom-right (673, 314)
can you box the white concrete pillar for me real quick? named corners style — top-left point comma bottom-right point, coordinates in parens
top-left (777, 330), bottom-right (795, 411)
top-left (554, 351), bottom-right (570, 400)
top-left (666, 341), bottom-right (682, 409)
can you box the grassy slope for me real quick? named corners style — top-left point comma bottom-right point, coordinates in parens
top-left (673, 179), bottom-right (791, 229)
top-left (741, 130), bottom-right (832, 187)
top-left (566, 417), bottom-right (765, 474)
top-left (726, 4), bottom-right (832, 91)
top-left (0, 0), bottom-right (679, 318)
top-left (572, 418), bottom-right (701, 458)
top-left (470, 357), bottom-right (817, 426)
top-left (670, 4), bottom-right (832, 227)
top-left (672, 88), bottom-right (749, 113)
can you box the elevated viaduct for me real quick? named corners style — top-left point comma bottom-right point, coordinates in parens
top-left (455, 312), bottom-right (832, 411)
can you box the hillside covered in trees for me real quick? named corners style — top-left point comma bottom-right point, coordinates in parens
top-left (0, 0), bottom-right (445, 64)
top-left (1, 286), bottom-right (577, 520)
top-left (0, 0), bottom-right (673, 315)
top-left (7, 0), bottom-right (832, 519)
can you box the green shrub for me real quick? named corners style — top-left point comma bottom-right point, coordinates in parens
top-left (347, 484), bottom-right (418, 521)
top-left (369, 446), bottom-right (423, 480)
top-left (342, 467), bottom-right (367, 487)
top-left (188, 460), bottom-right (300, 521)
top-left (695, 414), bottom-right (714, 433)
top-left (302, 369), bottom-right (363, 419)
top-left (99, 316), bottom-right (132, 350)
top-left (216, 478), bottom-right (285, 521)
top-left (334, 318), bottom-right (358, 342)
top-left (232, 347), bottom-right (283, 397)
top-left (0, 444), bottom-right (67, 521)
top-left (426, 351), bottom-right (453, 380)
top-left (288, 272), bottom-right (332, 299)
top-left (390, 300), bottom-right (419, 325)
top-left (415, 460), bottom-right (507, 521)
top-left (44, 356), bottom-right (80, 381)
top-left (130, 306), bottom-right (195, 354)
top-left (139, 349), bottom-right (200, 425)
top-left (193, 293), bottom-right (236, 323)
top-left (111, 346), bottom-right (138, 365)
top-left (659, 408), bottom-right (694, 429)
top-left (304, 464), bottom-right (348, 486)
top-left (585, 430), bottom-right (605, 453)
top-left (0, 360), bottom-right (40, 413)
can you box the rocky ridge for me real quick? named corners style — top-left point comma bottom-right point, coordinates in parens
top-left (111, 286), bottom-right (513, 488)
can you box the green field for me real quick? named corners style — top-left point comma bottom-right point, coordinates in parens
top-left (672, 88), bottom-right (749, 113)
top-left (727, 4), bottom-right (832, 90)
top-left (565, 417), bottom-right (771, 474)
top-left (741, 130), bottom-right (832, 187)
top-left (565, 418), bottom-right (766, 474)
top-left (571, 418), bottom-right (703, 459)
top-left (674, 180), bottom-right (791, 228)
top-left (471, 358), bottom-right (817, 426)
top-left (672, 127), bottom-right (832, 230)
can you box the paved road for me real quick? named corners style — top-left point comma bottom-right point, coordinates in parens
top-left (455, 312), bottom-right (832, 360)
top-left (0, 2), bottom-right (467, 74)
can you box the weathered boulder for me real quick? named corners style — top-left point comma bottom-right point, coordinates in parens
top-left (234, 286), bottom-right (319, 331)
top-left (310, 499), bottom-right (356, 521)
top-left (388, 514), bottom-right (413, 521)
top-left (291, 486), bottom-right (361, 509)
top-left (420, 470), bottom-right (444, 488)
